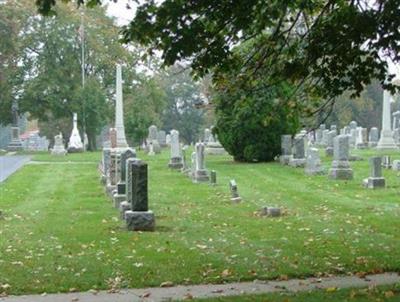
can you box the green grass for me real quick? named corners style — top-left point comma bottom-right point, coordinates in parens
top-left (0, 148), bottom-right (399, 296)
top-left (194, 284), bottom-right (400, 301)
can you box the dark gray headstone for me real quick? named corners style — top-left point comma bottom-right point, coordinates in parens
top-left (127, 159), bottom-right (148, 211)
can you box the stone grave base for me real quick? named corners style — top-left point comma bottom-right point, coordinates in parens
top-left (368, 142), bottom-right (378, 148)
top-left (231, 196), bottom-right (242, 203)
top-left (305, 167), bottom-right (325, 176)
top-left (119, 201), bottom-right (131, 220)
top-left (125, 210), bottom-right (155, 231)
top-left (329, 168), bottom-right (353, 180)
top-left (363, 177), bottom-right (385, 189)
top-left (260, 207), bottom-right (281, 217)
top-left (349, 155), bottom-right (363, 161)
top-left (67, 147), bottom-right (83, 153)
top-left (279, 155), bottom-right (292, 165)
top-left (288, 158), bottom-right (306, 168)
top-left (168, 157), bottom-right (183, 169)
top-left (356, 143), bottom-right (367, 149)
top-left (192, 170), bottom-right (210, 183)
top-left (51, 149), bottom-right (67, 156)
top-left (113, 194), bottom-right (126, 209)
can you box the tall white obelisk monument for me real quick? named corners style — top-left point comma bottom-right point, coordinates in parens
top-left (376, 88), bottom-right (398, 150)
top-left (115, 64), bottom-right (129, 148)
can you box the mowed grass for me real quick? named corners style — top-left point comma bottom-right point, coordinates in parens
top-left (195, 284), bottom-right (400, 302)
top-left (0, 148), bottom-right (399, 295)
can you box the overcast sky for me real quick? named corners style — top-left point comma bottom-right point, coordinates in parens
top-left (105, 0), bottom-right (137, 26)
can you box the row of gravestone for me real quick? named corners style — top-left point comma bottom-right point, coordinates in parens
top-left (314, 122), bottom-right (380, 149)
top-left (281, 133), bottom-right (395, 189)
top-left (100, 146), bottom-right (156, 231)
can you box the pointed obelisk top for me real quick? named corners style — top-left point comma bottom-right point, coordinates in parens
top-left (115, 64), bottom-right (128, 148)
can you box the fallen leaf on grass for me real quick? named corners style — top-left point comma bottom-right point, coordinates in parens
top-left (160, 281), bottom-right (174, 288)
top-left (140, 292), bottom-right (151, 298)
top-left (326, 287), bottom-right (337, 293)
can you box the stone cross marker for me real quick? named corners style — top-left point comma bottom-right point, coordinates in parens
top-left (363, 157), bottom-right (385, 189)
top-left (328, 135), bottom-right (353, 180)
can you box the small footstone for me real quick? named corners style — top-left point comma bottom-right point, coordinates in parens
top-left (392, 160), bottom-right (400, 171)
top-left (113, 194), bottom-right (126, 209)
top-left (125, 210), bottom-right (155, 231)
top-left (119, 201), bottom-right (131, 220)
top-left (260, 207), bottom-right (281, 217)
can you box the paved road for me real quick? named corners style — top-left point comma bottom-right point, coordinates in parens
top-left (0, 156), bottom-right (31, 183)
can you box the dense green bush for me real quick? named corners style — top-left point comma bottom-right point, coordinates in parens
top-left (213, 82), bottom-right (300, 162)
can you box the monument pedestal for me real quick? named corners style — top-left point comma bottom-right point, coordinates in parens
top-left (363, 177), bottom-right (385, 189)
top-left (168, 157), bottom-right (183, 169)
top-left (288, 158), bottom-right (305, 168)
top-left (376, 130), bottom-right (398, 150)
top-left (329, 160), bottom-right (353, 180)
top-left (279, 155), bottom-right (292, 165)
top-left (7, 127), bottom-right (23, 151)
top-left (192, 169), bottom-right (209, 183)
top-left (125, 210), bottom-right (155, 231)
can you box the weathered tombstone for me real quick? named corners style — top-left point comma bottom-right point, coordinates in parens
top-left (349, 128), bottom-right (357, 148)
top-left (147, 125), bottom-right (161, 154)
top-left (377, 89), bottom-right (399, 150)
top-left (305, 148), bottom-right (325, 175)
top-left (148, 125), bottom-right (158, 141)
top-left (51, 133), bottom-right (67, 156)
top-left (368, 127), bottom-right (379, 148)
top-left (101, 148), bottom-right (111, 185)
top-left (229, 180), bottom-right (242, 203)
top-left (325, 130), bottom-right (336, 156)
top-left (181, 145), bottom-right (190, 174)
top-left (190, 151), bottom-right (196, 178)
top-left (382, 155), bottom-right (391, 169)
top-left (315, 128), bottom-right (323, 146)
top-left (362, 157), bottom-right (385, 189)
top-left (355, 127), bottom-right (367, 149)
top-left (168, 130), bottom-right (183, 169)
top-left (157, 130), bottom-right (167, 147)
top-left (210, 170), bottom-right (217, 185)
top-left (343, 126), bottom-right (351, 135)
top-left (166, 134), bottom-right (171, 146)
top-left (204, 128), bottom-right (212, 143)
top-left (392, 159), bottom-right (400, 171)
top-left (114, 148), bottom-right (136, 207)
top-left (124, 159), bottom-right (155, 231)
top-left (279, 135), bottom-right (292, 165)
top-left (328, 135), bottom-right (353, 180)
top-left (289, 135), bottom-right (306, 167)
top-left (193, 142), bottom-right (210, 182)
top-left (330, 125), bottom-right (337, 134)
top-left (321, 129), bottom-right (330, 147)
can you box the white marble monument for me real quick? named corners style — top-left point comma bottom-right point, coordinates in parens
top-left (377, 89), bottom-right (398, 150)
top-left (67, 113), bottom-right (84, 153)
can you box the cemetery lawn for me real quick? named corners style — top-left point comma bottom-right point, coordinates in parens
top-left (0, 149), bottom-right (400, 295)
top-left (195, 284), bottom-right (400, 301)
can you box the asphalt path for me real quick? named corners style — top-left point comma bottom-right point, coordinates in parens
top-left (0, 155), bottom-right (31, 183)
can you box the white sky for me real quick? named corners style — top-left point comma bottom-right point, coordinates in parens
top-left (105, 0), bottom-right (136, 26)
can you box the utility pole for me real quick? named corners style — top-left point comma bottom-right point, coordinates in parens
top-left (80, 9), bottom-right (87, 150)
